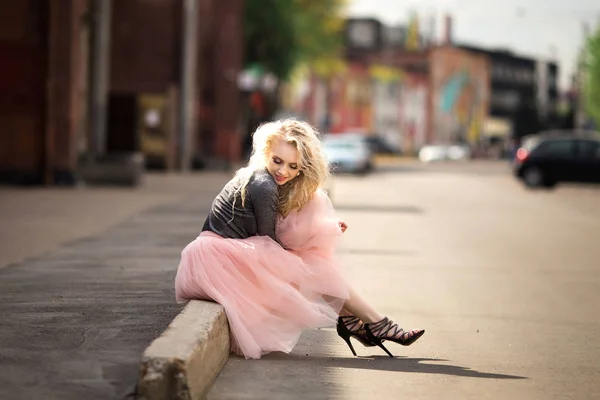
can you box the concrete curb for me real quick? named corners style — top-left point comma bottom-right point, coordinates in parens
top-left (137, 300), bottom-right (230, 400)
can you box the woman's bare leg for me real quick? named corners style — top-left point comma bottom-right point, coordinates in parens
top-left (337, 287), bottom-right (425, 354)
top-left (339, 308), bottom-right (352, 316)
top-left (342, 287), bottom-right (384, 323)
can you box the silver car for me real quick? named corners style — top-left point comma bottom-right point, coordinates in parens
top-left (323, 134), bottom-right (374, 174)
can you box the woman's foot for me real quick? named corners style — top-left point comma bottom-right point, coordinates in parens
top-left (336, 315), bottom-right (376, 356)
top-left (364, 317), bottom-right (425, 357)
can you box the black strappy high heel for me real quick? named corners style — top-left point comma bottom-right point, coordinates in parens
top-left (336, 315), bottom-right (375, 356)
top-left (364, 317), bottom-right (425, 358)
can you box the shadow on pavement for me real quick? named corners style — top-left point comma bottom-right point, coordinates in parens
top-left (209, 323), bottom-right (528, 399)
top-left (264, 353), bottom-right (528, 380)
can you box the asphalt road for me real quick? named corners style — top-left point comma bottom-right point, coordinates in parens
top-left (209, 161), bottom-right (600, 400)
top-left (0, 173), bottom-right (230, 400)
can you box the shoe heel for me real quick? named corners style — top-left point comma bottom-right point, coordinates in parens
top-left (365, 319), bottom-right (395, 358)
top-left (341, 335), bottom-right (357, 356)
top-left (375, 341), bottom-right (394, 358)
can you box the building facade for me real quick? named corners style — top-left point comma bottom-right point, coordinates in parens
top-left (0, 0), bottom-right (244, 186)
top-left (280, 18), bottom-right (491, 154)
top-left (0, 0), bottom-right (88, 185)
top-left (458, 45), bottom-right (559, 140)
top-left (429, 46), bottom-right (490, 145)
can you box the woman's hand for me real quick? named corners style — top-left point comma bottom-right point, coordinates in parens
top-left (339, 221), bottom-right (348, 233)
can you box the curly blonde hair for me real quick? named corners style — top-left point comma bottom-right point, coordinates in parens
top-left (234, 119), bottom-right (330, 217)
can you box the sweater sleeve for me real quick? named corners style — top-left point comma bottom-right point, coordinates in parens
top-left (247, 173), bottom-right (279, 242)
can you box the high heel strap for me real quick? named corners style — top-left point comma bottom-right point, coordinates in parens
top-left (365, 317), bottom-right (425, 348)
top-left (367, 317), bottom-right (405, 340)
top-left (337, 315), bottom-right (376, 350)
top-left (338, 315), bottom-right (362, 332)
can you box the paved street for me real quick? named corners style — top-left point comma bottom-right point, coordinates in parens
top-left (209, 161), bottom-right (600, 400)
top-left (1, 162), bottom-right (599, 399)
top-left (0, 173), bottom-right (230, 400)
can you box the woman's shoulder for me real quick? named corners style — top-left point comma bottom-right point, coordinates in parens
top-left (248, 169), bottom-right (277, 196)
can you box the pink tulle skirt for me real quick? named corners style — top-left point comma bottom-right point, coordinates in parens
top-left (174, 190), bottom-right (350, 359)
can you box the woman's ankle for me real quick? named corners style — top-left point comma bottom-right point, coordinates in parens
top-left (362, 313), bottom-right (385, 324)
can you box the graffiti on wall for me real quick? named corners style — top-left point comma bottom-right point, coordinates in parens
top-left (327, 65), bottom-right (372, 133)
top-left (370, 65), bottom-right (403, 151)
top-left (432, 48), bottom-right (490, 145)
top-left (399, 76), bottom-right (427, 153)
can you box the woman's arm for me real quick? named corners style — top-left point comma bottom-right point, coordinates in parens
top-left (248, 176), bottom-right (279, 242)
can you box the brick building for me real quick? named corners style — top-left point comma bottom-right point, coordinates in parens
top-left (0, 0), bottom-right (87, 185)
top-left (282, 18), bottom-right (490, 153)
top-left (0, 0), bottom-right (244, 186)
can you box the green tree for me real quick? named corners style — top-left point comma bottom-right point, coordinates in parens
top-left (244, 0), bottom-right (346, 80)
top-left (584, 24), bottom-right (600, 127)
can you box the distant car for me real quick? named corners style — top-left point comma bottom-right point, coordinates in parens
top-left (364, 135), bottom-right (401, 155)
top-left (513, 134), bottom-right (600, 188)
top-left (323, 134), bottom-right (374, 174)
top-left (418, 144), bottom-right (471, 163)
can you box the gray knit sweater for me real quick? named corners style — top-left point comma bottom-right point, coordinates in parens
top-left (201, 169), bottom-right (279, 242)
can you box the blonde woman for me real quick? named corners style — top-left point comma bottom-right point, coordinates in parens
top-left (175, 119), bottom-right (424, 359)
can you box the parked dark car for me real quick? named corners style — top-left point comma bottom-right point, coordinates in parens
top-left (513, 134), bottom-right (600, 188)
top-left (365, 135), bottom-right (401, 155)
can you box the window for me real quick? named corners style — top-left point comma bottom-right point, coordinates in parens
top-left (348, 21), bottom-right (377, 48)
top-left (577, 140), bottom-right (600, 159)
top-left (535, 140), bottom-right (574, 157)
top-left (492, 66), bottom-right (502, 79)
top-left (496, 65), bottom-right (507, 81)
top-left (524, 71), bottom-right (531, 83)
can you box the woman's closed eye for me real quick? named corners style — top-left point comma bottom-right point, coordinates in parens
top-left (273, 157), bottom-right (298, 170)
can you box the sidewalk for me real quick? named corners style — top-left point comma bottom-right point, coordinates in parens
top-left (0, 172), bottom-right (230, 400)
top-left (0, 173), bottom-right (229, 271)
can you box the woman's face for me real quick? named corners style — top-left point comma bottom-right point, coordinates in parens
top-left (266, 138), bottom-right (302, 185)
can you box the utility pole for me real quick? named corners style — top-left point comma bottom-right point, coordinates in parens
top-left (179, 0), bottom-right (198, 171)
top-left (88, 0), bottom-right (112, 159)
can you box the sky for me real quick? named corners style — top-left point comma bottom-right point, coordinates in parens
top-left (347, 0), bottom-right (599, 90)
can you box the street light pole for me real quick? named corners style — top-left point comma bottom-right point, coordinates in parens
top-left (179, 0), bottom-right (198, 171)
top-left (88, 0), bottom-right (112, 159)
